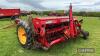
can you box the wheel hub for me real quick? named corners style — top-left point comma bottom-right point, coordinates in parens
top-left (18, 26), bottom-right (27, 45)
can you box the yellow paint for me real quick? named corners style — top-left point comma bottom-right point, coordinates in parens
top-left (18, 26), bottom-right (27, 45)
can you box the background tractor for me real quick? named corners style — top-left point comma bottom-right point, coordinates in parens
top-left (16, 4), bottom-right (89, 50)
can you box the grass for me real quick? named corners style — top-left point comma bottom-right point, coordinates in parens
top-left (0, 16), bottom-right (100, 56)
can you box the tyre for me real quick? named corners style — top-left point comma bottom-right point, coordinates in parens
top-left (17, 22), bottom-right (33, 49)
top-left (80, 30), bottom-right (89, 40)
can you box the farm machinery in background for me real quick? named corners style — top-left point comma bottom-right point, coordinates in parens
top-left (16, 4), bottom-right (89, 50)
top-left (0, 8), bottom-right (21, 30)
top-left (0, 8), bottom-right (20, 19)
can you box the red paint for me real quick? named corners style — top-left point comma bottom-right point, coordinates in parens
top-left (69, 3), bottom-right (77, 37)
top-left (17, 4), bottom-right (83, 48)
top-left (0, 9), bottom-right (20, 17)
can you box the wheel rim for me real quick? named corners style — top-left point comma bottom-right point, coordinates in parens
top-left (18, 26), bottom-right (27, 45)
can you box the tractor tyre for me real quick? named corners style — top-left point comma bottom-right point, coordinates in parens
top-left (81, 30), bottom-right (89, 40)
top-left (17, 22), bottom-right (33, 49)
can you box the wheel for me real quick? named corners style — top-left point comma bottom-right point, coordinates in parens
top-left (80, 30), bottom-right (89, 40)
top-left (17, 22), bottom-right (33, 49)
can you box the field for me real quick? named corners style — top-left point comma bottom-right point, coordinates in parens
top-left (0, 16), bottom-right (100, 56)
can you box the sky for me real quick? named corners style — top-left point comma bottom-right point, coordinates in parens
top-left (0, 0), bottom-right (100, 11)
